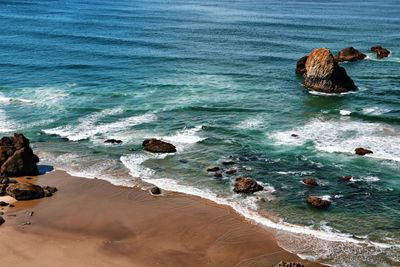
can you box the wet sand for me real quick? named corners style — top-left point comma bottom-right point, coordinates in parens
top-left (0, 171), bottom-right (322, 267)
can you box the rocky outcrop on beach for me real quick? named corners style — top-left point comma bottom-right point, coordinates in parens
top-left (371, 46), bottom-right (390, 58)
top-left (301, 48), bottom-right (357, 93)
top-left (143, 139), bottom-right (176, 153)
top-left (233, 177), bottom-right (263, 193)
top-left (303, 178), bottom-right (318, 186)
top-left (335, 47), bottom-right (366, 62)
top-left (307, 196), bottom-right (330, 209)
top-left (275, 261), bottom-right (304, 267)
top-left (0, 133), bottom-right (39, 177)
top-left (6, 183), bottom-right (45, 200)
top-left (355, 147), bottom-right (373, 156)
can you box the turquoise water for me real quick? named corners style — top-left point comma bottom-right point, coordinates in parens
top-left (0, 0), bottom-right (399, 265)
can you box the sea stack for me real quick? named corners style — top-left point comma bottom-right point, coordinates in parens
top-left (335, 47), bottom-right (366, 62)
top-left (371, 46), bottom-right (390, 58)
top-left (299, 48), bottom-right (357, 94)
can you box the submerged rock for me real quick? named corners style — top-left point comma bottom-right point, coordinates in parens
top-left (206, 166), bottom-right (220, 172)
top-left (307, 196), bottom-right (330, 209)
top-left (355, 147), bottom-right (373, 156)
top-left (302, 178), bottom-right (318, 186)
top-left (295, 56), bottom-right (308, 75)
top-left (6, 183), bottom-right (44, 200)
top-left (225, 168), bottom-right (237, 175)
top-left (150, 186), bottom-right (161, 195)
top-left (371, 46), bottom-right (390, 58)
top-left (233, 177), bottom-right (263, 193)
top-left (275, 261), bottom-right (304, 267)
top-left (213, 172), bottom-right (223, 178)
top-left (142, 139), bottom-right (176, 153)
top-left (341, 175), bottom-right (353, 181)
top-left (302, 48), bottom-right (357, 93)
top-left (104, 139), bottom-right (123, 144)
top-left (335, 47), bottom-right (366, 62)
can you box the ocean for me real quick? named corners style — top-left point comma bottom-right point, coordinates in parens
top-left (0, 0), bottom-right (399, 266)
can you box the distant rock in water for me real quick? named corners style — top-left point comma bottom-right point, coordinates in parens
top-left (307, 196), bottom-right (330, 209)
top-left (295, 56), bottom-right (308, 75)
top-left (233, 177), bottom-right (263, 193)
top-left (335, 47), bottom-right (366, 62)
top-left (341, 175), bottom-right (353, 181)
top-left (0, 133), bottom-right (39, 177)
top-left (303, 178), bottom-right (318, 186)
top-left (275, 261), bottom-right (304, 267)
top-left (300, 48), bottom-right (357, 93)
top-left (104, 139), bottom-right (123, 144)
top-left (355, 147), bottom-right (373, 156)
top-left (206, 166), bottom-right (220, 172)
top-left (142, 139), bottom-right (176, 153)
top-left (371, 46), bottom-right (390, 58)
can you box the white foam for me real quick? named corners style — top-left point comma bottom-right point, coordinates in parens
top-left (236, 117), bottom-right (264, 129)
top-left (0, 109), bottom-right (18, 133)
top-left (339, 110), bottom-right (351, 116)
top-left (362, 107), bottom-right (391, 116)
top-left (269, 119), bottom-right (400, 162)
top-left (160, 125), bottom-right (206, 151)
top-left (43, 110), bottom-right (156, 141)
top-left (308, 90), bottom-right (355, 96)
top-left (351, 175), bottom-right (380, 183)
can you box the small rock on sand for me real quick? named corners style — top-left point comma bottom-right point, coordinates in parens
top-left (0, 216), bottom-right (4, 226)
top-left (150, 186), bottom-right (161, 195)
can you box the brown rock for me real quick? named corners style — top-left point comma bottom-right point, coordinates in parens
top-left (303, 178), bottom-right (318, 186)
top-left (150, 186), bottom-right (161, 195)
top-left (142, 139), bottom-right (176, 153)
top-left (6, 183), bottom-right (44, 200)
top-left (303, 48), bottom-right (357, 93)
top-left (371, 46), bottom-right (390, 58)
top-left (335, 47), bottom-right (366, 62)
top-left (355, 147), bottom-right (373, 156)
top-left (275, 261), bottom-right (304, 267)
top-left (0, 146), bottom-right (15, 166)
top-left (0, 216), bottom-right (4, 226)
top-left (13, 133), bottom-right (30, 150)
top-left (341, 175), bottom-right (353, 181)
top-left (307, 196), bottom-right (330, 209)
top-left (233, 177), bottom-right (263, 193)
top-left (1, 147), bottom-right (39, 177)
top-left (296, 56), bottom-right (308, 75)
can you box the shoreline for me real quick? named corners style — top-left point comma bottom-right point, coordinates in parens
top-left (0, 170), bottom-right (323, 267)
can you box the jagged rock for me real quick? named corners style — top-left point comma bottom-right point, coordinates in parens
top-left (142, 139), bottom-right (176, 153)
top-left (233, 177), bottom-right (263, 193)
top-left (307, 196), bottom-right (330, 209)
top-left (275, 261), bottom-right (304, 267)
top-left (6, 183), bottom-right (44, 200)
top-left (104, 139), bottom-right (123, 144)
top-left (150, 186), bottom-right (161, 195)
top-left (302, 48), bottom-right (357, 93)
top-left (335, 47), bottom-right (366, 62)
top-left (296, 56), bottom-right (308, 75)
top-left (1, 147), bottom-right (39, 177)
top-left (355, 147), bottom-right (373, 156)
top-left (371, 46), bottom-right (390, 58)
top-left (206, 166), bottom-right (220, 172)
top-left (303, 178), bottom-right (318, 186)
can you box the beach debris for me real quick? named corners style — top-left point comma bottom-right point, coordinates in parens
top-left (104, 139), bottom-right (123, 144)
top-left (275, 261), bottom-right (304, 267)
top-left (302, 178), bottom-right (318, 186)
top-left (298, 48), bottom-right (357, 93)
top-left (371, 46), bottom-right (390, 58)
top-left (355, 147), bottom-right (373, 156)
top-left (0, 201), bottom-right (9, 207)
top-left (233, 177), bottom-right (263, 193)
top-left (335, 47), bottom-right (366, 62)
top-left (295, 56), bottom-right (308, 75)
top-left (142, 139), bottom-right (176, 153)
top-left (0, 216), bottom-right (4, 226)
top-left (206, 166), bottom-right (220, 172)
top-left (150, 186), bottom-right (161, 195)
top-left (0, 133), bottom-right (39, 177)
top-left (307, 196), bottom-right (331, 209)
top-left (225, 168), bottom-right (237, 175)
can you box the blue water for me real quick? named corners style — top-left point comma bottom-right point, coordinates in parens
top-left (1, 1), bottom-right (399, 266)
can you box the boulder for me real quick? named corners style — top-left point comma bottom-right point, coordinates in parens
top-left (355, 147), bottom-right (373, 156)
top-left (371, 46), bottom-right (390, 58)
top-left (335, 47), bottom-right (366, 62)
top-left (296, 56), bottom-right (308, 75)
top-left (0, 216), bottom-right (4, 226)
top-left (6, 183), bottom-right (44, 200)
top-left (275, 261), bottom-right (304, 267)
top-left (225, 168), bottom-right (237, 175)
top-left (233, 177), bottom-right (263, 193)
top-left (303, 178), bottom-right (318, 186)
top-left (307, 196), bottom-right (330, 209)
top-left (142, 139), bottom-right (176, 153)
top-left (302, 48), bottom-right (357, 93)
top-left (206, 166), bottom-right (220, 172)
top-left (43, 186), bottom-right (58, 197)
top-left (150, 186), bottom-right (161, 195)
top-left (104, 139), bottom-right (123, 144)
top-left (1, 147), bottom-right (39, 177)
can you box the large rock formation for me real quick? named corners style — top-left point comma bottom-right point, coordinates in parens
top-left (142, 139), bottom-right (176, 153)
top-left (335, 47), bottom-right (366, 62)
top-left (6, 183), bottom-right (44, 200)
top-left (371, 46), bottom-right (390, 58)
top-left (0, 133), bottom-right (39, 177)
top-left (233, 177), bottom-right (263, 193)
top-left (300, 48), bottom-right (357, 93)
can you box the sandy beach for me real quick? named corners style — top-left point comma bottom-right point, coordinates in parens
top-left (0, 170), bottom-right (322, 267)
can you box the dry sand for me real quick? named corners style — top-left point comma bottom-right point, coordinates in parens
top-left (0, 171), bottom-right (322, 267)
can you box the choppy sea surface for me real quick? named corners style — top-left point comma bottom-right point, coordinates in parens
top-left (1, 0), bottom-right (399, 266)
